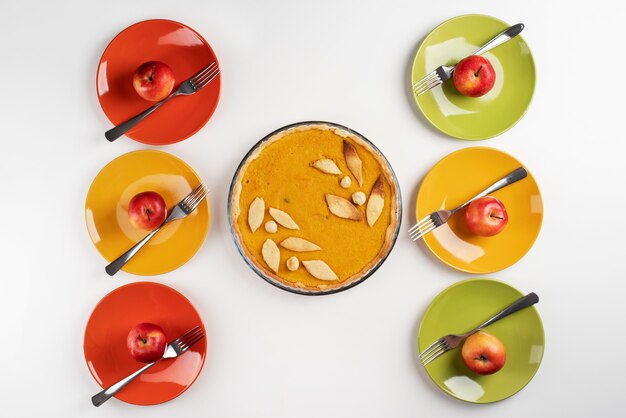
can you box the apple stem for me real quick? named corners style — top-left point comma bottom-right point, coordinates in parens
top-left (137, 332), bottom-right (147, 344)
top-left (491, 214), bottom-right (504, 220)
top-left (475, 65), bottom-right (483, 77)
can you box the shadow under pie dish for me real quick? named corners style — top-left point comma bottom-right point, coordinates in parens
top-left (228, 122), bottom-right (401, 295)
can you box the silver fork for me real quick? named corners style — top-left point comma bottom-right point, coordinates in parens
top-left (409, 167), bottom-right (527, 242)
top-left (91, 326), bottom-right (205, 406)
top-left (105, 62), bottom-right (221, 141)
top-left (412, 23), bottom-right (524, 96)
top-left (419, 292), bottom-right (539, 366)
top-left (105, 184), bottom-right (209, 276)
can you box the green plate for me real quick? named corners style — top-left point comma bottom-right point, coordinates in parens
top-left (411, 15), bottom-right (536, 140)
top-left (418, 278), bottom-right (544, 403)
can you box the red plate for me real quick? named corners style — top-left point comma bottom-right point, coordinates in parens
top-left (84, 282), bottom-right (207, 405)
top-left (97, 19), bottom-right (221, 145)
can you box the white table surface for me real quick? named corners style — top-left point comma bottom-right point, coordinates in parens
top-left (1, 0), bottom-right (625, 416)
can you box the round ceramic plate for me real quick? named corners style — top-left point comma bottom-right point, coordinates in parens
top-left (85, 150), bottom-right (210, 275)
top-left (418, 278), bottom-right (544, 403)
top-left (97, 19), bottom-right (221, 145)
top-left (228, 121), bottom-right (402, 295)
top-left (411, 14), bottom-right (535, 140)
top-left (416, 147), bottom-right (542, 273)
top-left (84, 282), bottom-right (207, 406)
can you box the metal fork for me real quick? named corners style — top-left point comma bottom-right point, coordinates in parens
top-left (412, 23), bottom-right (524, 96)
top-left (105, 184), bottom-right (209, 276)
top-left (91, 326), bottom-right (205, 406)
top-left (409, 167), bottom-right (527, 242)
top-left (105, 62), bottom-right (221, 141)
top-left (419, 292), bottom-right (539, 366)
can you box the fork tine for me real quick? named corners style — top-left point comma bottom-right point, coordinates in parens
top-left (409, 228), bottom-right (433, 242)
top-left (182, 184), bottom-right (205, 205)
top-left (193, 63), bottom-right (220, 83)
top-left (179, 326), bottom-right (204, 344)
top-left (185, 185), bottom-right (208, 211)
top-left (413, 72), bottom-right (440, 92)
top-left (412, 70), bottom-right (437, 90)
top-left (179, 328), bottom-right (205, 351)
top-left (409, 218), bottom-right (435, 235)
top-left (409, 215), bottom-right (432, 232)
top-left (192, 67), bottom-right (221, 90)
top-left (414, 77), bottom-right (442, 96)
top-left (410, 222), bottom-right (437, 241)
top-left (419, 338), bottom-right (444, 358)
top-left (194, 66), bottom-right (220, 84)
top-left (174, 326), bottom-right (202, 343)
top-left (190, 62), bottom-right (217, 83)
top-left (408, 215), bottom-right (435, 233)
top-left (179, 335), bottom-right (204, 353)
top-left (409, 217), bottom-right (435, 237)
top-left (419, 338), bottom-right (450, 365)
top-left (421, 345), bottom-right (448, 366)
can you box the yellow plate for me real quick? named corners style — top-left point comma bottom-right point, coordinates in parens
top-left (416, 147), bottom-right (542, 273)
top-left (85, 150), bottom-right (210, 275)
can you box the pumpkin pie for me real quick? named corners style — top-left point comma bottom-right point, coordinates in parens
top-left (229, 122), bottom-right (401, 294)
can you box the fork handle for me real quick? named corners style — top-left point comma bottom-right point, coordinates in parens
top-left (473, 23), bottom-right (524, 57)
top-left (475, 292), bottom-right (539, 331)
top-left (91, 361), bottom-right (156, 407)
top-left (105, 221), bottom-right (168, 276)
top-left (452, 167), bottom-right (528, 214)
top-left (104, 94), bottom-right (176, 142)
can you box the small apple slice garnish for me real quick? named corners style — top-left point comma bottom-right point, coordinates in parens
top-left (352, 191), bottom-right (366, 206)
top-left (366, 175), bottom-right (384, 227)
top-left (280, 237), bottom-right (321, 252)
top-left (343, 140), bottom-right (363, 186)
top-left (286, 256), bottom-right (299, 271)
top-left (325, 194), bottom-right (362, 221)
top-left (269, 207), bottom-right (300, 230)
top-left (264, 220), bottom-right (278, 233)
top-left (311, 159), bottom-right (342, 175)
top-left (302, 260), bottom-right (338, 281)
top-left (262, 239), bottom-right (280, 273)
top-left (248, 197), bottom-right (265, 232)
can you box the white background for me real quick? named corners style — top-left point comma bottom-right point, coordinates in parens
top-left (1, 0), bottom-right (625, 416)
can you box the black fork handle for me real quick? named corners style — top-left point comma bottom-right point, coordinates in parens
top-left (104, 94), bottom-right (177, 142)
top-left (475, 292), bottom-right (539, 331)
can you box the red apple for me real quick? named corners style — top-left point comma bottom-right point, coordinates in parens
top-left (465, 196), bottom-right (508, 237)
top-left (128, 191), bottom-right (167, 230)
top-left (461, 331), bottom-right (506, 375)
top-left (126, 322), bottom-right (167, 363)
top-left (453, 55), bottom-right (496, 97)
top-left (132, 61), bottom-right (175, 101)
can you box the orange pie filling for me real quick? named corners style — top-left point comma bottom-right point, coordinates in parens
top-left (231, 124), bottom-right (399, 292)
